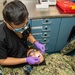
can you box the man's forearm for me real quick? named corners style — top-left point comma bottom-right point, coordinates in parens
top-left (0, 57), bottom-right (26, 66)
top-left (28, 34), bottom-right (36, 44)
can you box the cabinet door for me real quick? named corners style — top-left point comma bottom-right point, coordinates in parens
top-left (56, 17), bottom-right (75, 51)
top-left (31, 18), bottom-right (61, 53)
top-left (45, 18), bottom-right (61, 53)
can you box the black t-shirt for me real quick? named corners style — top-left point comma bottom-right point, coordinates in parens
top-left (0, 22), bottom-right (30, 59)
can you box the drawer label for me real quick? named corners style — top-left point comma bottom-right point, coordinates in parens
top-left (32, 26), bottom-right (42, 29)
top-left (33, 33), bottom-right (42, 35)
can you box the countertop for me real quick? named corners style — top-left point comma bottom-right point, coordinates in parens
top-left (0, 0), bottom-right (75, 20)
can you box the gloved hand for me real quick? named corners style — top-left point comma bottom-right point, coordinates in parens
top-left (34, 41), bottom-right (45, 54)
top-left (26, 57), bottom-right (39, 65)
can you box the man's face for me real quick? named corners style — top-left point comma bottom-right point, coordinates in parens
top-left (4, 18), bottom-right (28, 33)
top-left (27, 49), bottom-right (44, 64)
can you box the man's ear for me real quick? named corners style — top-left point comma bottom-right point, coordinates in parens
top-left (4, 20), bottom-right (9, 25)
top-left (3, 20), bottom-right (13, 30)
top-left (4, 20), bottom-right (6, 23)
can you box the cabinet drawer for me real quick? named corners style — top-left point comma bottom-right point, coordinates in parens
top-left (31, 19), bottom-right (43, 26)
top-left (42, 18), bottom-right (61, 25)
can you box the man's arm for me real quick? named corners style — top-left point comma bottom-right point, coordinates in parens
top-left (0, 57), bottom-right (26, 66)
top-left (27, 34), bottom-right (36, 44)
top-left (28, 34), bottom-right (45, 54)
top-left (0, 57), bottom-right (39, 66)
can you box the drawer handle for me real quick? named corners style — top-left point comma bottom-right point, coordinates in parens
top-left (41, 35), bottom-right (50, 38)
top-left (41, 33), bottom-right (50, 38)
top-left (41, 40), bottom-right (49, 44)
top-left (42, 29), bottom-right (51, 32)
top-left (42, 22), bottom-right (52, 25)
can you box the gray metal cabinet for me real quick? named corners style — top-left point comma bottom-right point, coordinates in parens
top-left (56, 17), bottom-right (75, 51)
top-left (31, 18), bottom-right (61, 53)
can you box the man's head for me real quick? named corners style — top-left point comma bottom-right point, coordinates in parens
top-left (3, 1), bottom-right (29, 25)
top-left (3, 1), bottom-right (29, 33)
top-left (27, 48), bottom-right (44, 64)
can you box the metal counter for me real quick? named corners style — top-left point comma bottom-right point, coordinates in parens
top-left (0, 0), bottom-right (75, 20)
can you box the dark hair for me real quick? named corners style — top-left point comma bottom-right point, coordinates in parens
top-left (2, 1), bottom-right (29, 25)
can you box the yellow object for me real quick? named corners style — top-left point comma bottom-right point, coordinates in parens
top-left (71, 6), bottom-right (75, 10)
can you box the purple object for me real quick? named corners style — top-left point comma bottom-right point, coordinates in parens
top-left (34, 41), bottom-right (45, 54)
top-left (26, 57), bottom-right (39, 65)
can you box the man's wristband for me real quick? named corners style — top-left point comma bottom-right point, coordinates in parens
top-left (33, 40), bottom-right (37, 44)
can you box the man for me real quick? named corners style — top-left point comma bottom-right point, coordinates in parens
top-left (0, 0), bottom-right (45, 75)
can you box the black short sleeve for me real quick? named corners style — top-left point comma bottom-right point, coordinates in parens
top-left (0, 22), bottom-right (28, 59)
top-left (0, 41), bottom-right (7, 59)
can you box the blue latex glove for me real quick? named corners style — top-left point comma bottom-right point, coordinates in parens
top-left (34, 41), bottom-right (45, 54)
top-left (26, 57), bottom-right (39, 65)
